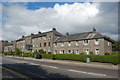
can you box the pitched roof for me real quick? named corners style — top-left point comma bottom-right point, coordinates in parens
top-left (54, 31), bottom-right (108, 42)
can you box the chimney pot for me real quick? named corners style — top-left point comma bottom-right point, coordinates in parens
top-left (52, 28), bottom-right (56, 31)
top-left (66, 32), bottom-right (69, 36)
top-left (38, 31), bottom-right (41, 34)
top-left (31, 33), bottom-right (34, 35)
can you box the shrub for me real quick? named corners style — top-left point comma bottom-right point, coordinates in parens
top-left (41, 54), bottom-right (120, 65)
top-left (111, 51), bottom-right (120, 55)
top-left (48, 52), bottom-right (52, 54)
top-left (3, 52), bottom-right (7, 55)
top-left (15, 48), bottom-right (21, 56)
top-left (39, 49), bottom-right (46, 54)
top-left (7, 51), bottom-right (14, 55)
top-left (90, 51), bottom-right (94, 55)
top-left (54, 54), bottom-right (88, 62)
top-left (19, 53), bottom-right (30, 57)
top-left (105, 52), bottom-right (110, 55)
top-left (81, 52), bottom-right (86, 55)
top-left (41, 54), bottom-right (53, 59)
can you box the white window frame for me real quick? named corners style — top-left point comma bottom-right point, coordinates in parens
top-left (95, 49), bottom-right (99, 55)
top-left (84, 49), bottom-right (89, 55)
top-left (108, 42), bottom-right (110, 46)
top-left (68, 42), bottom-right (71, 46)
top-left (76, 50), bottom-right (79, 54)
top-left (61, 42), bottom-right (64, 47)
top-left (83, 40), bottom-right (89, 45)
top-left (95, 39), bottom-right (99, 45)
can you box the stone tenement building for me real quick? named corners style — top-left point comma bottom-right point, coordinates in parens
top-left (1, 28), bottom-right (113, 55)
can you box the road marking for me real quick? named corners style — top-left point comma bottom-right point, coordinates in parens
top-left (29, 63), bottom-right (39, 66)
top-left (48, 66), bottom-right (58, 69)
top-left (27, 71), bottom-right (47, 79)
top-left (0, 66), bottom-right (32, 80)
top-left (41, 64), bottom-right (58, 69)
top-left (68, 69), bottom-right (106, 76)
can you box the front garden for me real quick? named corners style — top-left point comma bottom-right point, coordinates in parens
top-left (2, 48), bottom-right (120, 65)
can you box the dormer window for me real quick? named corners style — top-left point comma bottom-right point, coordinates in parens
top-left (95, 39), bottom-right (99, 45)
top-left (83, 40), bottom-right (89, 45)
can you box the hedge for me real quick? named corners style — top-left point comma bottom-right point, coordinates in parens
top-left (41, 54), bottom-right (53, 59)
top-left (41, 54), bottom-right (120, 65)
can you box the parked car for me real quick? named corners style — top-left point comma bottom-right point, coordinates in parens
top-left (35, 54), bottom-right (42, 59)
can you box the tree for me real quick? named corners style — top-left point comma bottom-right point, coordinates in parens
top-left (112, 41), bottom-right (120, 51)
top-left (15, 48), bottom-right (21, 55)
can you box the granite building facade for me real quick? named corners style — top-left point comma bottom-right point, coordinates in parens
top-left (1, 28), bottom-right (113, 55)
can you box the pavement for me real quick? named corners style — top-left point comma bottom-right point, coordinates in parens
top-left (6, 55), bottom-right (119, 70)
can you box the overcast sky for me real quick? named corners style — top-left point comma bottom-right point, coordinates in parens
top-left (1, 2), bottom-right (118, 41)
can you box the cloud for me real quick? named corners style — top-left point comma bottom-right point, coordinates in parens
top-left (2, 2), bottom-right (118, 41)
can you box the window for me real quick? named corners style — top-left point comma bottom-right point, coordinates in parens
top-left (48, 42), bottom-right (50, 46)
top-left (49, 36), bottom-right (51, 40)
top-left (44, 42), bottom-right (46, 47)
top-left (83, 40), bottom-right (89, 45)
top-left (61, 42), bottom-right (64, 47)
top-left (33, 45), bottom-right (34, 48)
top-left (95, 39), bottom-right (99, 45)
top-left (62, 50), bottom-right (64, 54)
top-left (55, 50), bottom-right (57, 53)
top-left (95, 49), bottom-right (99, 55)
top-left (68, 50), bottom-right (71, 53)
top-left (108, 42), bottom-right (110, 46)
top-left (68, 42), bottom-right (71, 46)
top-left (76, 41), bottom-right (79, 46)
top-left (84, 49), bottom-right (89, 55)
top-left (76, 50), bottom-right (79, 54)
top-left (72, 49), bottom-right (75, 54)
top-left (40, 43), bottom-right (41, 47)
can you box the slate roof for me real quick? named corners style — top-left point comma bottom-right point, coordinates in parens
top-left (16, 29), bottom-right (63, 41)
top-left (54, 31), bottom-right (111, 42)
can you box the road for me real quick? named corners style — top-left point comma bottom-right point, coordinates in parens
top-left (1, 55), bottom-right (119, 80)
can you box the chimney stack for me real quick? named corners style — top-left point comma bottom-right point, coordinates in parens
top-left (66, 32), bottom-right (69, 36)
top-left (52, 28), bottom-right (56, 31)
top-left (38, 31), bottom-right (41, 34)
top-left (31, 33), bottom-right (34, 35)
top-left (93, 27), bottom-right (96, 32)
top-left (22, 36), bottom-right (24, 38)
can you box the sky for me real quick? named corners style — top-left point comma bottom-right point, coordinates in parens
top-left (1, 2), bottom-right (118, 41)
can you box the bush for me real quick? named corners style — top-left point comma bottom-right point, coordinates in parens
top-left (3, 52), bottom-right (7, 55)
top-left (41, 54), bottom-right (120, 65)
top-left (90, 51), bottom-right (94, 55)
top-left (7, 51), bottom-right (14, 55)
top-left (54, 54), bottom-right (88, 62)
top-left (41, 54), bottom-right (53, 59)
top-left (90, 54), bottom-right (120, 65)
top-left (105, 52), bottom-right (111, 55)
top-left (15, 48), bottom-right (21, 56)
top-left (111, 51), bottom-right (120, 55)
top-left (48, 52), bottom-right (52, 54)
top-left (81, 52), bottom-right (86, 55)
top-left (19, 53), bottom-right (30, 57)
